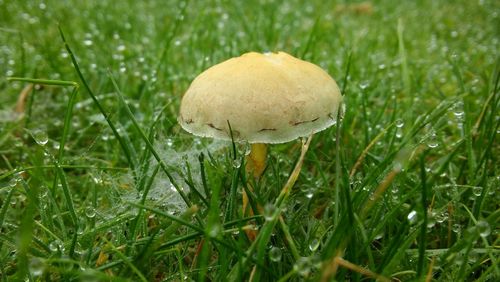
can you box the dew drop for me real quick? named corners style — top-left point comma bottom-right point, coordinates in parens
top-left (435, 211), bottom-right (448, 223)
top-left (294, 257), bottom-right (313, 277)
top-left (455, 252), bottom-right (465, 265)
top-left (395, 119), bottom-right (404, 128)
top-left (407, 210), bottom-right (418, 224)
top-left (166, 138), bottom-right (173, 147)
top-left (208, 223), bottom-right (222, 238)
top-left (263, 203), bottom-right (277, 221)
top-left (243, 143), bottom-right (251, 156)
top-left (426, 132), bottom-right (439, 148)
top-left (358, 81), bottom-right (370, 90)
top-left (194, 138), bottom-right (202, 149)
top-left (8, 176), bottom-right (20, 187)
top-left (396, 128), bottom-right (403, 138)
top-left (32, 129), bottom-right (48, 146)
top-left (29, 257), bottom-right (44, 277)
top-left (92, 175), bottom-right (103, 185)
top-left (373, 232), bottom-right (384, 240)
top-left (49, 241), bottom-right (63, 252)
top-left (117, 44), bottom-right (126, 52)
top-left (269, 246), bottom-right (282, 262)
top-left (393, 161), bottom-right (403, 172)
top-left (309, 238), bottom-right (320, 252)
top-left (232, 158), bottom-right (241, 169)
top-left (453, 101), bottom-right (464, 118)
top-left (472, 186), bottom-right (482, 196)
top-left (119, 63), bottom-right (126, 73)
top-left (476, 220), bottom-right (491, 237)
top-left (85, 206), bottom-right (96, 218)
top-left (452, 223), bottom-right (461, 233)
top-left (427, 216), bottom-right (436, 229)
top-left (468, 251), bottom-right (479, 264)
top-left (77, 226), bottom-right (85, 235)
top-left (169, 183), bottom-right (176, 192)
top-left (301, 186), bottom-right (314, 199)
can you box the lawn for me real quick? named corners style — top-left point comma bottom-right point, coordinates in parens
top-left (0, 0), bottom-right (498, 281)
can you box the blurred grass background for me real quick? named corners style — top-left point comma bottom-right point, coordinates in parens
top-left (0, 0), bottom-right (499, 281)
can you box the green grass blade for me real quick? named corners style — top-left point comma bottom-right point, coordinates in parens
top-left (57, 25), bottom-right (138, 172)
top-left (107, 70), bottom-right (196, 211)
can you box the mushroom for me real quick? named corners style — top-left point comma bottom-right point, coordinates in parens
top-left (179, 51), bottom-right (342, 213)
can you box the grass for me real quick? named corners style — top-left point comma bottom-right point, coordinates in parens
top-left (0, 0), bottom-right (499, 281)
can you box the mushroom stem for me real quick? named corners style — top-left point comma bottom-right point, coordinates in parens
top-left (242, 143), bottom-right (267, 217)
top-left (242, 143), bottom-right (267, 240)
top-left (245, 143), bottom-right (268, 178)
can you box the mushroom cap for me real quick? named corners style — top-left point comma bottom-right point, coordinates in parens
top-left (178, 51), bottom-right (343, 144)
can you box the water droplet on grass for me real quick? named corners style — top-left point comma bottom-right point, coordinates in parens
top-left (468, 251), bottom-right (479, 264)
top-left (455, 252), bottom-right (465, 265)
top-left (263, 203), bottom-right (277, 221)
top-left (453, 101), bottom-right (464, 117)
top-left (395, 119), bottom-right (404, 128)
top-left (269, 246), bottom-right (282, 262)
top-left (309, 238), bottom-right (320, 252)
top-left (426, 132), bottom-right (439, 148)
top-left (393, 161), bottom-right (403, 172)
top-left (301, 186), bottom-right (314, 199)
top-left (472, 186), bottom-right (482, 196)
top-left (166, 138), bottom-right (173, 147)
top-left (32, 129), bottom-right (48, 146)
top-left (117, 44), bottom-right (126, 52)
top-left (169, 183), bottom-right (176, 192)
top-left (49, 241), bottom-right (63, 252)
top-left (232, 158), bottom-right (241, 168)
top-left (29, 257), bottom-right (44, 277)
top-left (77, 226), bottom-right (84, 235)
top-left (358, 81), bottom-right (370, 90)
top-left (294, 257), bottom-right (313, 277)
top-left (119, 63), bottom-right (126, 73)
top-left (476, 220), bottom-right (491, 237)
top-left (8, 176), bottom-right (20, 187)
top-left (427, 216), bottom-right (436, 229)
top-left (452, 223), bottom-right (461, 233)
top-left (208, 223), bottom-right (221, 238)
top-left (85, 206), bottom-right (96, 218)
top-left (407, 210), bottom-right (418, 224)
top-left (243, 143), bottom-right (251, 156)
top-left (435, 211), bottom-right (448, 223)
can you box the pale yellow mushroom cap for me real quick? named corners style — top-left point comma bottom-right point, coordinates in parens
top-left (178, 51), bottom-right (343, 144)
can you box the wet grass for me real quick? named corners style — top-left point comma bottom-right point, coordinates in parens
top-left (0, 0), bottom-right (499, 281)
